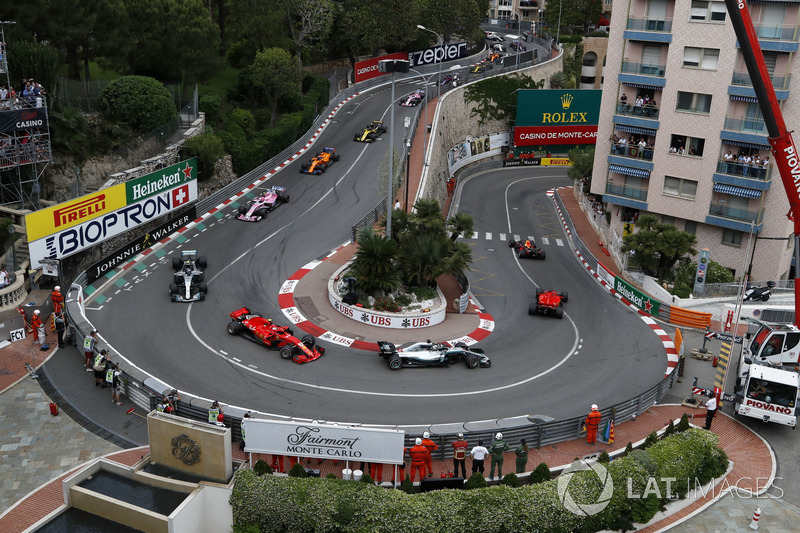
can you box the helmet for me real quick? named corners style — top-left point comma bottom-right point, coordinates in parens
top-left (34, 310), bottom-right (40, 315)
top-left (495, 433), bottom-right (503, 440)
top-left (415, 438), bottom-right (422, 445)
top-left (767, 281), bottom-right (776, 288)
top-left (457, 432), bottom-right (463, 439)
top-left (54, 286), bottom-right (60, 291)
top-left (591, 404), bottom-right (598, 410)
top-left (267, 318), bottom-right (273, 324)
top-left (423, 431), bottom-right (430, 439)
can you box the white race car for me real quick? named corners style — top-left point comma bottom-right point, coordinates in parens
top-left (377, 340), bottom-right (491, 370)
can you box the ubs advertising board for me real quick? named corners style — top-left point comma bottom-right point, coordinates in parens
top-left (513, 90), bottom-right (601, 153)
top-left (26, 159), bottom-right (198, 269)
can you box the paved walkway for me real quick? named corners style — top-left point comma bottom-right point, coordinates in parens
top-left (0, 97), bottom-right (795, 533)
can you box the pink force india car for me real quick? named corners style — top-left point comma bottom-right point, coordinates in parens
top-left (236, 186), bottom-right (289, 222)
top-left (399, 89), bottom-right (425, 107)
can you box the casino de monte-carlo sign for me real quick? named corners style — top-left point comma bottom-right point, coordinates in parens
top-left (26, 159), bottom-right (197, 269)
top-left (513, 89), bottom-right (601, 147)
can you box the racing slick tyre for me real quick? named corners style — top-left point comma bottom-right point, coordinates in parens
top-left (300, 164), bottom-right (308, 172)
top-left (508, 239), bottom-right (516, 248)
top-left (238, 205), bottom-right (247, 215)
top-left (368, 133), bottom-right (376, 142)
top-left (333, 154), bottom-right (340, 162)
top-left (560, 291), bottom-right (568, 302)
top-left (227, 321), bottom-right (244, 335)
top-left (301, 335), bottom-right (315, 349)
top-left (257, 208), bottom-right (268, 218)
top-left (320, 165), bottom-right (326, 173)
top-left (280, 346), bottom-right (293, 360)
top-left (538, 250), bottom-right (546, 260)
top-left (388, 355), bottom-right (402, 370)
top-left (199, 282), bottom-right (208, 294)
top-left (198, 256), bottom-right (208, 269)
top-left (467, 355), bottom-right (480, 369)
top-left (519, 249), bottom-right (527, 258)
top-left (529, 303), bottom-right (539, 315)
top-left (169, 283), bottom-right (178, 295)
top-left (174, 273), bottom-right (183, 284)
top-left (554, 307), bottom-right (564, 319)
top-left (536, 288), bottom-right (544, 295)
top-left (195, 272), bottom-right (204, 282)
top-left (172, 257), bottom-right (182, 270)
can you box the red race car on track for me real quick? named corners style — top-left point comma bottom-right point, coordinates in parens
top-left (529, 289), bottom-right (568, 318)
top-left (508, 238), bottom-right (546, 259)
top-left (226, 307), bottom-right (325, 364)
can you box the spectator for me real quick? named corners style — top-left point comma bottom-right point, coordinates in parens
top-left (0, 265), bottom-right (8, 287)
top-left (451, 432), bottom-right (469, 479)
top-left (470, 439), bottom-right (489, 475)
top-left (166, 389), bottom-right (181, 413)
top-left (111, 362), bottom-right (124, 405)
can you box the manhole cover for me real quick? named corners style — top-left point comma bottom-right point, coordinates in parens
top-left (487, 248), bottom-right (496, 252)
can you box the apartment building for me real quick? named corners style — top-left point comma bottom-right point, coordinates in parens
top-left (591, 0), bottom-right (800, 282)
top-left (488, 0), bottom-right (544, 25)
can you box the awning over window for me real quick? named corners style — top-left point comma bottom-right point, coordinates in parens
top-left (622, 82), bottom-right (663, 91)
top-left (608, 164), bottom-right (651, 178)
top-left (615, 124), bottom-right (657, 136)
top-left (730, 95), bottom-right (759, 103)
top-left (724, 139), bottom-right (771, 150)
top-left (713, 183), bottom-right (762, 199)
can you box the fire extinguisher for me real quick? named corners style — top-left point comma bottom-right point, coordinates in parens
top-left (49, 403), bottom-right (59, 416)
top-left (712, 356), bottom-right (719, 367)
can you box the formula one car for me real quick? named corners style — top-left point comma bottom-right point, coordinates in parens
top-left (440, 73), bottom-right (461, 87)
top-left (470, 63), bottom-right (489, 74)
top-left (300, 147), bottom-right (339, 174)
top-left (510, 41), bottom-right (527, 51)
top-left (236, 186), bottom-right (289, 222)
top-left (486, 52), bottom-right (502, 63)
top-left (354, 120), bottom-right (387, 143)
top-left (508, 238), bottom-right (546, 259)
top-left (169, 250), bottom-right (208, 302)
top-left (377, 340), bottom-right (491, 370)
top-left (227, 307), bottom-right (325, 364)
top-left (529, 288), bottom-right (568, 318)
top-left (399, 89), bottom-right (425, 107)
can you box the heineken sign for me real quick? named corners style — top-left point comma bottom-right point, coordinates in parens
top-left (614, 278), bottom-right (661, 316)
top-left (126, 160), bottom-right (197, 202)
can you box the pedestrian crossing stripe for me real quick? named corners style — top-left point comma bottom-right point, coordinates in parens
top-left (541, 237), bottom-right (549, 245)
top-left (461, 232), bottom-right (565, 247)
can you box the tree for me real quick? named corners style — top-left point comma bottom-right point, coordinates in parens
top-left (447, 212), bottom-right (474, 242)
top-left (7, 41), bottom-right (60, 104)
top-left (328, 0), bottom-right (380, 67)
top-left (621, 215), bottom-right (698, 281)
top-left (287, 0), bottom-right (334, 67)
top-left (464, 74), bottom-right (545, 126)
top-left (348, 228), bottom-right (402, 294)
top-left (543, 0), bottom-right (603, 35)
top-left (419, 0), bottom-right (481, 43)
top-left (98, 76), bottom-right (178, 131)
top-left (226, 0), bottom-right (290, 67)
top-left (181, 133), bottom-right (226, 179)
top-left (567, 147), bottom-right (594, 191)
top-left (250, 48), bottom-right (304, 126)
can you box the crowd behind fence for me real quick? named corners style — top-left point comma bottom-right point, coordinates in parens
top-left (64, 44), bottom-right (678, 454)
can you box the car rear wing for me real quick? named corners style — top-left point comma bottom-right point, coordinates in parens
top-left (230, 307), bottom-right (252, 320)
top-left (377, 341), bottom-right (396, 356)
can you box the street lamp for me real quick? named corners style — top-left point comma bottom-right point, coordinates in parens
top-left (405, 139), bottom-right (411, 213)
top-left (379, 59), bottom-right (410, 239)
top-left (417, 25), bottom-right (443, 99)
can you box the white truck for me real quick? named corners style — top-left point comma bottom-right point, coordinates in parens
top-left (733, 319), bottom-right (800, 427)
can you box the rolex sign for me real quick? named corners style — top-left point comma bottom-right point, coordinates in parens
top-left (514, 89), bottom-right (601, 147)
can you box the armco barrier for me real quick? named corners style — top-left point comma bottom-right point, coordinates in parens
top-left (62, 48), bottom-right (677, 459)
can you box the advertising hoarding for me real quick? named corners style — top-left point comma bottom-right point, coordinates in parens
top-left (513, 90), bottom-right (602, 151)
top-left (0, 107), bottom-right (50, 133)
top-left (243, 419), bottom-right (405, 463)
top-left (354, 52), bottom-right (410, 83)
top-left (447, 132), bottom-right (510, 175)
top-left (410, 42), bottom-right (468, 67)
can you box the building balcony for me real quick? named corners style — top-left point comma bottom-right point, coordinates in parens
top-left (518, 0), bottom-right (538, 9)
top-left (754, 24), bottom-right (800, 42)
top-left (626, 17), bottom-right (673, 33)
top-left (731, 71), bottom-right (791, 91)
top-left (723, 116), bottom-right (768, 135)
top-left (609, 143), bottom-right (654, 161)
top-left (616, 103), bottom-right (659, 119)
top-left (708, 202), bottom-right (764, 224)
top-left (621, 61), bottom-right (665, 77)
top-left (606, 182), bottom-right (648, 202)
top-left (715, 160), bottom-right (772, 183)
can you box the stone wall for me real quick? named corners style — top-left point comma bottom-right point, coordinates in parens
top-left (424, 53), bottom-right (565, 207)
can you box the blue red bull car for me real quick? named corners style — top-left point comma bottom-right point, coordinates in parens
top-left (400, 89), bottom-right (425, 107)
top-left (226, 307), bottom-right (325, 364)
top-left (236, 186), bottom-right (289, 222)
top-left (509, 238), bottom-right (546, 259)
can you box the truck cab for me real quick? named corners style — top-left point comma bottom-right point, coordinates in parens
top-left (734, 361), bottom-right (798, 427)
top-left (742, 319), bottom-right (800, 366)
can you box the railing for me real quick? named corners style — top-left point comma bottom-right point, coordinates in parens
top-left (708, 202), bottom-right (764, 224)
top-left (616, 103), bottom-right (659, 119)
top-left (606, 182), bottom-right (648, 201)
top-left (621, 61), bottom-right (666, 77)
top-left (723, 116), bottom-right (768, 135)
top-left (0, 94), bottom-right (47, 111)
top-left (609, 143), bottom-right (655, 161)
top-left (753, 24), bottom-right (800, 42)
top-left (626, 17), bottom-right (673, 32)
top-left (715, 160), bottom-right (772, 181)
top-left (0, 133), bottom-right (52, 169)
top-left (731, 71), bottom-right (791, 91)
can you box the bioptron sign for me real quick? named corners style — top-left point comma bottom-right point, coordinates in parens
top-left (26, 159), bottom-right (197, 268)
top-left (514, 89), bottom-right (601, 147)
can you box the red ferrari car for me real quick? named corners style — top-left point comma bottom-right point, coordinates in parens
top-left (226, 307), bottom-right (325, 364)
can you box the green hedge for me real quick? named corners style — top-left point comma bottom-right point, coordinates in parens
top-left (230, 429), bottom-right (728, 533)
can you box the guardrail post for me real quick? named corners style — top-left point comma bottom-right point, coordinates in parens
top-left (637, 393), bottom-right (645, 416)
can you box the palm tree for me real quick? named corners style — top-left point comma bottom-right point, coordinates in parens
top-left (348, 228), bottom-right (402, 294)
top-left (411, 198), bottom-right (446, 237)
top-left (447, 212), bottom-right (474, 242)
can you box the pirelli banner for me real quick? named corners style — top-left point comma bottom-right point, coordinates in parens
top-left (0, 108), bottom-right (49, 133)
top-left (513, 90), bottom-right (601, 152)
top-left (26, 158), bottom-right (197, 269)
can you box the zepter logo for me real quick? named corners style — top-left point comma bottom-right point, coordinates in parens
top-left (556, 460), bottom-right (614, 516)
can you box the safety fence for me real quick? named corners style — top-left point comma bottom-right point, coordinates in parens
top-left (62, 47), bottom-right (679, 458)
